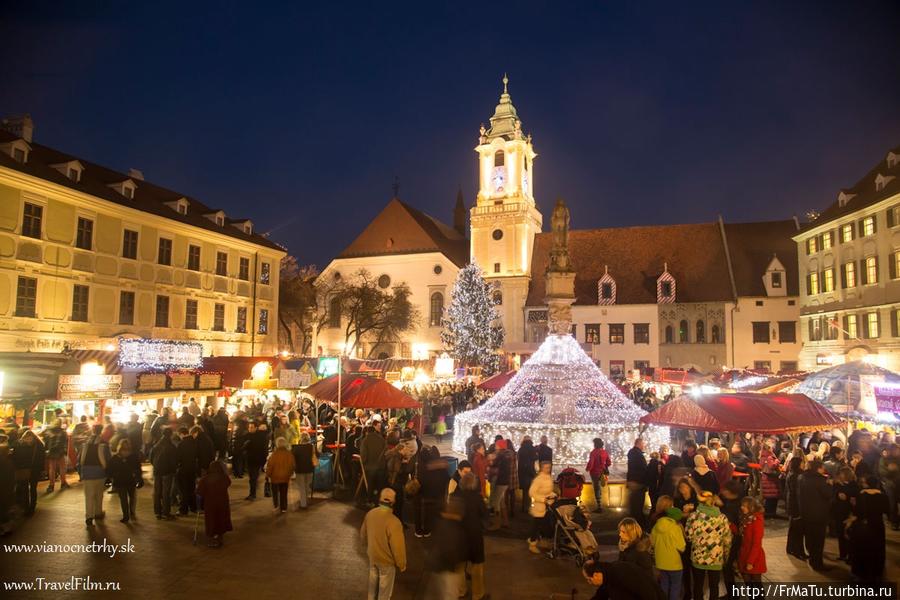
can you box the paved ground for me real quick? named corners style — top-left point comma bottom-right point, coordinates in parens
top-left (1, 437), bottom-right (897, 599)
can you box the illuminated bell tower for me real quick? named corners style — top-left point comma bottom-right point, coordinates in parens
top-left (470, 74), bottom-right (543, 347)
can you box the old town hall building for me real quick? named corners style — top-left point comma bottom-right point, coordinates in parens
top-left (315, 78), bottom-right (802, 374)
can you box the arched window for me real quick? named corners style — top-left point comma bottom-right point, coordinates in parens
top-left (494, 150), bottom-right (505, 167)
top-left (664, 325), bottom-right (673, 344)
top-left (711, 325), bottom-right (721, 344)
top-left (328, 297), bottom-right (341, 328)
top-left (429, 292), bottom-right (444, 327)
top-left (679, 319), bottom-right (689, 343)
top-left (696, 320), bottom-right (705, 343)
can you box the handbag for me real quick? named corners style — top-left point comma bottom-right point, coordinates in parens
top-left (264, 478), bottom-right (272, 497)
top-left (404, 477), bottom-right (421, 497)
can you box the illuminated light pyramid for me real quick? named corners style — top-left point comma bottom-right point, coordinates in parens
top-left (453, 199), bottom-right (669, 465)
top-left (453, 333), bottom-right (669, 465)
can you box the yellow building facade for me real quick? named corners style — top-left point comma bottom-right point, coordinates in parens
top-left (0, 118), bottom-right (285, 357)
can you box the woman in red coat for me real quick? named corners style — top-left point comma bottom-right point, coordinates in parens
top-left (738, 496), bottom-right (767, 582)
top-left (196, 460), bottom-right (232, 547)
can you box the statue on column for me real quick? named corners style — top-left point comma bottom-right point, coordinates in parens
top-left (548, 198), bottom-right (572, 273)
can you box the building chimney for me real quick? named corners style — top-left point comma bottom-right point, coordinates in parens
top-left (1, 114), bottom-right (34, 143)
top-left (453, 187), bottom-right (466, 235)
top-left (128, 168), bottom-right (145, 181)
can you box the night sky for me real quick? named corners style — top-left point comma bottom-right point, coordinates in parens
top-left (2, 1), bottom-right (899, 267)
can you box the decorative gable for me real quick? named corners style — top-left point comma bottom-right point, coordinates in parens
top-left (108, 178), bottom-right (137, 199)
top-left (656, 264), bottom-right (676, 303)
top-left (837, 190), bottom-right (855, 207)
top-left (597, 266), bottom-right (616, 305)
top-left (763, 255), bottom-right (787, 297)
top-left (875, 172), bottom-right (895, 192)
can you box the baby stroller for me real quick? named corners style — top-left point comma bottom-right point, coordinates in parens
top-left (546, 497), bottom-right (598, 567)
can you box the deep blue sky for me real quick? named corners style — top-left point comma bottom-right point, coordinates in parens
top-left (2, 1), bottom-right (899, 267)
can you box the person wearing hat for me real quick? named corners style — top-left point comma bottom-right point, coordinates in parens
top-left (651, 503), bottom-right (686, 600)
top-left (691, 454), bottom-right (719, 494)
top-left (361, 487), bottom-right (407, 599)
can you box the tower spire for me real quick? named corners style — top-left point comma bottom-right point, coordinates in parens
top-left (502, 72), bottom-right (508, 94)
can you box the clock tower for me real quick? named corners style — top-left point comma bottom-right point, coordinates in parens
top-left (470, 75), bottom-right (543, 347)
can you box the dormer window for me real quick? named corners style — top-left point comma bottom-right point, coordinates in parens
top-left (657, 266), bottom-right (676, 304)
top-left (165, 198), bottom-right (190, 215)
top-left (216, 215), bottom-right (224, 226)
top-left (888, 152), bottom-right (899, 169)
top-left (1, 139), bottom-right (31, 163)
top-left (204, 210), bottom-right (227, 226)
top-left (764, 256), bottom-right (787, 297)
top-left (231, 219), bottom-right (254, 235)
top-left (244, 223), bottom-right (252, 234)
top-left (875, 173), bottom-right (894, 192)
top-left (597, 267), bottom-right (616, 305)
top-left (837, 190), bottom-right (855, 207)
top-left (108, 179), bottom-right (137, 199)
top-left (52, 160), bottom-right (84, 182)
top-left (771, 272), bottom-right (782, 288)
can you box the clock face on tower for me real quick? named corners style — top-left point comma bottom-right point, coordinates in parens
top-left (491, 166), bottom-right (506, 193)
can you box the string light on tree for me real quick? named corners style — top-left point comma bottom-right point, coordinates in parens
top-left (441, 262), bottom-right (504, 376)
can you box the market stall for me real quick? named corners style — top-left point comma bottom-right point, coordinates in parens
top-left (477, 370), bottom-right (517, 393)
top-left (0, 352), bottom-right (72, 426)
top-left (794, 360), bottom-right (900, 422)
top-left (638, 392), bottom-right (845, 433)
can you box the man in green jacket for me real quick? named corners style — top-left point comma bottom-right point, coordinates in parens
top-left (651, 507), bottom-right (686, 600)
top-left (361, 488), bottom-right (407, 599)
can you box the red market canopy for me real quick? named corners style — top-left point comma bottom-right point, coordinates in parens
top-left (302, 374), bottom-right (420, 409)
top-left (477, 370), bottom-right (517, 392)
top-left (638, 392), bottom-right (845, 433)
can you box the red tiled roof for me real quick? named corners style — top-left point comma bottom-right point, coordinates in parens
top-left (337, 198), bottom-right (468, 267)
top-left (527, 222), bottom-right (734, 305)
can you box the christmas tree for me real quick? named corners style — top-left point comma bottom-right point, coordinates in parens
top-left (441, 262), bottom-right (504, 375)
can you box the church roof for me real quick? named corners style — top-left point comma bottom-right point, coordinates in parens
top-left (526, 219), bottom-right (798, 306)
top-left (336, 198), bottom-right (469, 267)
top-left (484, 74), bottom-right (522, 141)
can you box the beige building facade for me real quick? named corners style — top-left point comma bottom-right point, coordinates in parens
top-left (0, 117), bottom-right (285, 357)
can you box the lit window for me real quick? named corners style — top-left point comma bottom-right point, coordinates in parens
top-left (807, 237), bottom-right (818, 254)
top-left (863, 216), bottom-right (875, 236)
top-left (258, 308), bottom-right (269, 334)
top-left (609, 324), bottom-right (625, 344)
top-left (260, 262), bottom-right (271, 285)
top-left (865, 256), bottom-right (878, 284)
top-left (846, 314), bottom-right (858, 339)
top-left (841, 224), bottom-right (854, 243)
top-left (866, 312), bottom-right (879, 338)
top-left (585, 324), bottom-right (601, 344)
top-left (894, 251), bottom-right (900, 280)
top-left (821, 231), bottom-right (832, 250)
top-left (236, 306), bottom-right (247, 333)
top-left (809, 272), bottom-right (819, 295)
top-left (823, 268), bottom-right (834, 293)
top-left (844, 262), bottom-right (856, 288)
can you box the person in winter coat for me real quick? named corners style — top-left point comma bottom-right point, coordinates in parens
top-left (651, 506), bottom-right (687, 600)
top-left (715, 448), bottom-right (734, 490)
top-left (517, 437), bottom-right (537, 513)
top-left (718, 481), bottom-right (744, 598)
top-left (849, 475), bottom-right (889, 581)
top-left (243, 422), bottom-right (269, 500)
top-left (291, 431), bottom-right (317, 509)
top-left (685, 491), bottom-right (732, 600)
top-left (265, 437), bottom-right (296, 513)
top-left (415, 446), bottom-right (449, 537)
top-left (691, 455), bottom-right (719, 495)
top-left (175, 427), bottom-right (199, 514)
top-left (627, 438), bottom-right (649, 527)
top-left (12, 429), bottom-right (44, 516)
top-left (797, 459), bottom-right (832, 571)
top-left (471, 442), bottom-right (488, 498)
top-left (360, 426), bottom-right (387, 502)
top-left (426, 497), bottom-right (468, 598)
top-left (361, 488), bottom-right (407, 600)
top-left (586, 438), bottom-right (611, 513)
top-left (457, 472), bottom-right (487, 600)
top-left (759, 444), bottom-right (781, 517)
top-left (196, 460), bottom-right (232, 547)
top-left (80, 424), bottom-right (108, 527)
top-left (150, 427), bottom-right (177, 519)
top-left (106, 438), bottom-right (142, 523)
top-left (192, 425), bottom-right (215, 474)
top-left (660, 455), bottom-right (689, 499)
top-left (583, 560), bottom-right (666, 600)
top-left (43, 420), bottom-right (70, 492)
top-left (618, 517), bottom-right (653, 575)
top-left (527, 461), bottom-right (555, 553)
top-left (737, 496), bottom-right (766, 582)
top-left (783, 457), bottom-right (806, 560)
top-left (832, 466), bottom-right (858, 562)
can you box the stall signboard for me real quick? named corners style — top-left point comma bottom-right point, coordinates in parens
top-left (198, 373), bottom-right (223, 390)
top-left (58, 374), bottom-right (123, 400)
top-left (136, 373), bottom-right (168, 392)
top-left (278, 369), bottom-right (310, 389)
top-left (119, 338), bottom-right (203, 370)
top-left (317, 357), bottom-right (340, 377)
top-left (385, 371), bottom-right (401, 383)
top-left (169, 372), bottom-right (197, 390)
top-left (873, 385), bottom-right (900, 413)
